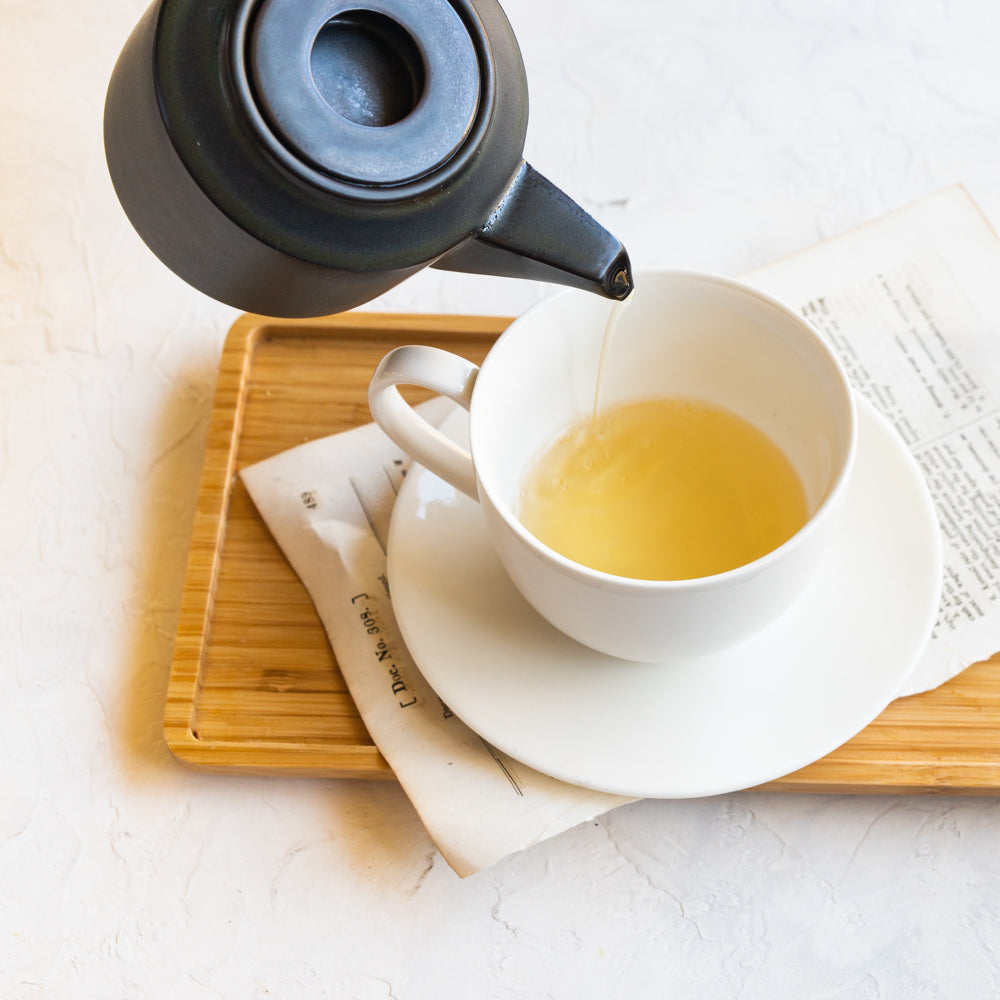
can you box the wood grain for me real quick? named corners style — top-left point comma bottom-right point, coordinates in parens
top-left (164, 312), bottom-right (1000, 793)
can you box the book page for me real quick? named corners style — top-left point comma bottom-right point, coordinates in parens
top-left (748, 186), bottom-right (1000, 696)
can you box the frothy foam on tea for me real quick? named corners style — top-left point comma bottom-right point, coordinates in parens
top-left (517, 396), bottom-right (809, 581)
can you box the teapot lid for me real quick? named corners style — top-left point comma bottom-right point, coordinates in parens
top-left (244, 0), bottom-right (482, 188)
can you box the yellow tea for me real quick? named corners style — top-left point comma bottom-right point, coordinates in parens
top-left (517, 397), bottom-right (809, 581)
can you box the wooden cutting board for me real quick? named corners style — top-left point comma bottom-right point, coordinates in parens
top-left (164, 311), bottom-right (1000, 793)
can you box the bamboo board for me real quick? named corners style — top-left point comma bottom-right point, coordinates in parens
top-left (164, 312), bottom-right (1000, 793)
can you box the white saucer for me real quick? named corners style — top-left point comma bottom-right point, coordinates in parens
top-left (387, 395), bottom-right (942, 799)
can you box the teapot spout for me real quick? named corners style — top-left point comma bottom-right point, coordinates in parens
top-left (432, 162), bottom-right (632, 300)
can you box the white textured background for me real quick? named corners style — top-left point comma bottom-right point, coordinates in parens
top-left (3, 0), bottom-right (1000, 996)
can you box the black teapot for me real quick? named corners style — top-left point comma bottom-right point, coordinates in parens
top-left (103, 0), bottom-right (633, 317)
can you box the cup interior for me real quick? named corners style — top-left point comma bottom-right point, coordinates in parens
top-left (471, 270), bottom-right (854, 560)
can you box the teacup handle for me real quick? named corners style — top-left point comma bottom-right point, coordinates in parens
top-left (369, 345), bottom-right (480, 499)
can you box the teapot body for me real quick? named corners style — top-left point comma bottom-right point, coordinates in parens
top-left (105, 0), bottom-right (631, 316)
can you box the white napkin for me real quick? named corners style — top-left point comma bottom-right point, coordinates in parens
top-left (240, 398), bottom-right (634, 879)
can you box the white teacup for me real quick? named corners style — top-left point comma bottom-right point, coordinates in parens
top-left (369, 270), bottom-right (856, 661)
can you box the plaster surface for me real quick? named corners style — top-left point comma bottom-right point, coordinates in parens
top-left (2, 1), bottom-right (999, 996)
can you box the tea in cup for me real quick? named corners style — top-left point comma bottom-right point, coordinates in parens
top-left (369, 270), bottom-right (856, 661)
top-left (517, 393), bottom-right (810, 583)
